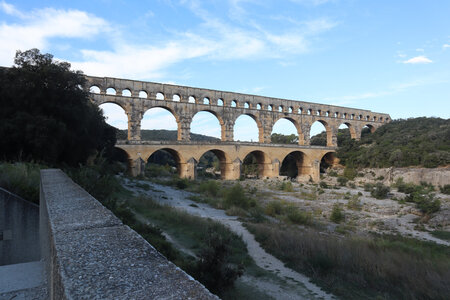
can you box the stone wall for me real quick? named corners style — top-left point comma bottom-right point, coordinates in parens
top-left (39, 169), bottom-right (217, 299)
top-left (0, 188), bottom-right (40, 266)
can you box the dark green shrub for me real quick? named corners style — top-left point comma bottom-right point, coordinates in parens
top-left (280, 181), bottom-right (294, 192)
top-left (192, 228), bottom-right (244, 294)
top-left (406, 193), bottom-right (441, 214)
top-left (223, 183), bottom-right (253, 209)
top-left (370, 183), bottom-right (390, 199)
top-left (337, 176), bottom-right (348, 186)
top-left (265, 201), bottom-right (283, 216)
top-left (328, 170), bottom-right (338, 177)
top-left (198, 180), bottom-right (221, 197)
top-left (319, 181), bottom-right (329, 189)
top-left (440, 184), bottom-right (450, 195)
top-left (364, 183), bottom-right (374, 192)
top-left (343, 167), bottom-right (357, 180)
top-left (286, 207), bottom-right (312, 225)
top-left (330, 204), bottom-right (344, 223)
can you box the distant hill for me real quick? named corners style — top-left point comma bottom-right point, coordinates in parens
top-left (334, 117), bottom-right (450, 168)
top-left (117, 129), bottom-right (220, 142)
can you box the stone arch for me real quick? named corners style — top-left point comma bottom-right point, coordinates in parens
top-left (141, 106), bottom-right (180, 137)
top-left (99, 102), bottom-right (128, 131)
top-left (145, 147), bottom-right (184, 176)
top-left (190, 110), bottom-right (224, 140)
top-left (139, 90), bottom-right (148, 98)
top-left (196, 149), bottom-right (231, 179)
top-left (122, 89), bottom-right (132, 97)
top-left (364, 123), bottom-right (376, 133)
top-left (279, 151), bottom-right (307, 179)
top-left (241, 150), bottom-right (272, 178)
top-left (106, 87), bottom-right (116, 95)
top-left (272, 117), bottom-right (304, 145)
top-left (89, 85), bottom-right (101, 94)
top-left (338, 122), bottom-right (357, 139)
top-left (233, 113), bottom-right (263, 142)
top-left (310, 120), bottom-right (333, 147)
top-left (320, 151), bottom-right (336, 173)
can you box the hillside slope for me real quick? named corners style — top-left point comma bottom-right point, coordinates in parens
top-left (117, 129), bottom-right (220, 142)
top-left (335, 117), bottom-right (450, 168)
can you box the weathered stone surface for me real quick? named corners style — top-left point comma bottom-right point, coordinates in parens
top-left (86, 75), bottom-right (390, 145)
top-left (40, 169), bottom-right (218, 300)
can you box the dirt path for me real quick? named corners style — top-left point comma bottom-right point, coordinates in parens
top-left (122, 178), bottom-right (334, 300)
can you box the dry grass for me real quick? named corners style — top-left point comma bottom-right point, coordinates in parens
top-left (246, 223), bottom-right (450, 299)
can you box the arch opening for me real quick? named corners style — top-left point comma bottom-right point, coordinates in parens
top-left (257, 103), bottom-right (262, 110)
top-left (141, 107), bottom-right (178, 138)
top-left (234, 114), bottom-right (260, 142)
top-left (320, 152), bottom-right (336, 174)
top-left (310, 120), bottom-right (330, 146)
top-left (173, 94), bottom-right (181, 102)
top-left (188, 96), bottom-right (196, 103)
top-left (217, 98), bottom-right (224, 106)
top-left (156, 92), bottom-right (164, 100)
top-left (361, 124), bottom-right (376, 139)
top-left (231, 100), bottom-right (237, 107)
top-left (242, 150), bottom-right (270, 178)
top-left (146, 148), bottom-right (181, 177)
top-left (280, 151), bottom-right (305, 179)
top-left (99, 103), bottom-right (128, 138)
top-left (271, 118), bottom-right (300, 144)
top-left (89, 85), bottom-right (101, 94)
top-left (139, 91), bottom-right (148, 98)
top-left (191, 111), bottom-right (222, 140)
top-left (122, 89), bottom-right (131, 97)
top-left (244, 102), bottom-right (250, 109)
top-left (197, 150), bottom-right (228, 179)
top-left (106, 87), bottom-right (116, 95)
top-left (203, 97), bottom-right (210, 105)
top-left (337, 123), bottom-right (354, 146)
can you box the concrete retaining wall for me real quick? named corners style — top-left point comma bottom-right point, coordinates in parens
top-left (0, 188), bottom-right (40, 266)
top-left (39, 169), bottom-right (217, 299)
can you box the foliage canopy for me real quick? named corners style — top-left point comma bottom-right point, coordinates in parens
top-left (0, 49), bottom-right (116, 165)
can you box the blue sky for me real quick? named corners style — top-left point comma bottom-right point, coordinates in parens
top-left (1, 0), bottom-right (449, 140)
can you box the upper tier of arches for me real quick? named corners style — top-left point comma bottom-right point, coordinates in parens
top-left (86, 75), bottom-right (390, 147)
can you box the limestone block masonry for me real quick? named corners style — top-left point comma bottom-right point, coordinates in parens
top-left (39, 169), bottom-right (218, 299)
top-left (85, 75), bottom-right (391, 180)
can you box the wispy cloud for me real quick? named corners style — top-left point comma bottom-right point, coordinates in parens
top-left (0, 2), bottom-right (109, 66)
top-left (403, 55), bottom-right (432, 64)
top-left (323, 77), bottom-right (448, 105)
top-left (443, 44), bottom-right (450, 49)
top-left (0, 1), bottom-right (337, 80)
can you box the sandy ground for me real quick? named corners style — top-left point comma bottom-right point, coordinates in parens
top-left (122, 178), bottom-right (334, 300)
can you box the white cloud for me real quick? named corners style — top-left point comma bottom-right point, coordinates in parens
top-left (290, 0), bottom-right (332, 6)
top-left (402, 55), bottom-right (432, 64)
top-left (0, 2), bottom-right (109, 66)
top-left (443, 44), bottom-right (450, 49)
top-left (0, 1), bottom-right (336, 80)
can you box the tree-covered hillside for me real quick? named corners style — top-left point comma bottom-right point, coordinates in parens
top-left (336, 117), bottom-right (450, 168)
top-left (117, 129), bottom-right (220, 142)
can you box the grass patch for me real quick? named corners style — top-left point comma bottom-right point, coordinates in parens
top-left (246, 223), bottom-right (450, 300)
top-left (430, 230), bottom-right (450, 241)
top-left (0, 162), bottom-right (44, 204)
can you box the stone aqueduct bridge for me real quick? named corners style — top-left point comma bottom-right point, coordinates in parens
top-left (85, 75), bottom-right (390, 181)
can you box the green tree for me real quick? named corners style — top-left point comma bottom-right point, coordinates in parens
top-left (0, 49), bottom-right (116, 165)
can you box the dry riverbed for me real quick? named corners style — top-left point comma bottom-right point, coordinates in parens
top-left (121, 177), bottom-right (334, 300)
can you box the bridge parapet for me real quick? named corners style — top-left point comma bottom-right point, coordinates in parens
top-left (39, 169), bottom-right (218, 299)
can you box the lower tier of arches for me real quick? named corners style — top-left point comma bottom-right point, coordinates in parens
top-left (117, 143), bottom-right (337, 182)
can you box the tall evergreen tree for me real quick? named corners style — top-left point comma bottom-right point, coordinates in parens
top-left (0, 49), bottom-right (116, 165)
